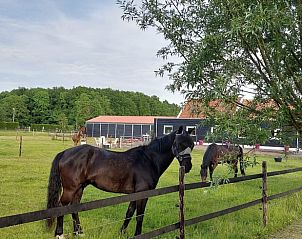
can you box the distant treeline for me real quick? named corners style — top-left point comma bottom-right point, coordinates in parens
top-left (0, 87), bottom-right (180, 128)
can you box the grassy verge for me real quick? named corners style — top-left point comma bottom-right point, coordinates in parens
top-left (0, 131), bottom-right (302, 238)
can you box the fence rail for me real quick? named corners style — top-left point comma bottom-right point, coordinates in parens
top-left (1, 164), bottom-right (302, 239)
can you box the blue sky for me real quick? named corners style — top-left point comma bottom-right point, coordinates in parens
top-left (0, 0), bottom-right (184, 104)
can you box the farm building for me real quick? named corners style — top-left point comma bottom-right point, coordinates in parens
top-left (86, 116), bottom-right (168, 139)
top-left (86, 115), bottom-right (209, 143)
top-left (153, 101), bottom-right (208, 142)
top-left (86, 100), bottom-right (300, 150)
top-left (154, 117), bottom-right (207, 142)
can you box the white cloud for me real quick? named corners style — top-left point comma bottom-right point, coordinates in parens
top-left (0, 1), bottom-right (184, 104)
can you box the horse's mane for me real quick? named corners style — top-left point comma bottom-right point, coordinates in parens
top-left (144, 131), bottom-right (176, 153)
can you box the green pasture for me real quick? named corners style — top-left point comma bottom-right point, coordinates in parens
top-left (1, 131), bottom-right (302, 239)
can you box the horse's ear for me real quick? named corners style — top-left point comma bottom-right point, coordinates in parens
top-left (177, 126), bottom-right (183, 134)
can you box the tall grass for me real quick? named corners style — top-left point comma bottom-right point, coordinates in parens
top-left (0, 131), bottom-right (302, 238)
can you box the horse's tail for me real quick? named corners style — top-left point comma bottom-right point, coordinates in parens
top-left (46, 152), bottom-right (63, 229)
top-left (200, 144), bottom-right (216, 181)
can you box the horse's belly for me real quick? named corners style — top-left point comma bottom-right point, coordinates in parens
top-left (91, 173), bottom-right (135, 194)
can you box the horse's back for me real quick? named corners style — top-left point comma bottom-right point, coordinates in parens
top-left (57, 144), bottom-right (157, 194)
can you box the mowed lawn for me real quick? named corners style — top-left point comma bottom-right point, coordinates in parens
top-left (1, 131), bottom-right (302, 239)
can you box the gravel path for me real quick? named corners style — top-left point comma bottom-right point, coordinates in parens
top-left (269, 220), bottom-right (302, 239)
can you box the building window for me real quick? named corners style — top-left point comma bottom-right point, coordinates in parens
top-left (271, 128), bottom-right (281, 140)
top-left (210, 126), bottom-right (214, 134)
top-left (163, 125), bottom-right (173, 135)
top-left (186, 126), bottom-right (196, 136)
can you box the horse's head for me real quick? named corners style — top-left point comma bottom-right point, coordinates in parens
top-left (172, 126), bottom-right (195, 173)
top-left (79, 126), bottom-right (86, 136)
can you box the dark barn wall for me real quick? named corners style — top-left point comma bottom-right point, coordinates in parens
top-left (86, 122), bottom-right (153, 138)
top-left (154, 118), bottom-right (208, 141)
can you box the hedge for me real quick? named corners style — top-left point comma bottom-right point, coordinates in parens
top-left (0, 122), bottom-right (20, 130)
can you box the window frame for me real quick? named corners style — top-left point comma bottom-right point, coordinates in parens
top-left (186, 125), bottom-right (196, 136)
top-left (163, 125), bottom-right (173, 135)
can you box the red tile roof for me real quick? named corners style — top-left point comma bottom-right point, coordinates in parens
top-left (177, 99), bottom-right (239, 119)
top-left (87, 115), bottom-right (174, 124)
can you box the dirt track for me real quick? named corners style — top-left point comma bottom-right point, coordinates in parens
top-left (269, 220), bottom-right (302, 239)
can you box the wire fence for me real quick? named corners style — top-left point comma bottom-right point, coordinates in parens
top-left (1, 163), bottom-right (302, 239)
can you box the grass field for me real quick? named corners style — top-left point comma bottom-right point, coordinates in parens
top-left (1, 131), bottom-right (302, 239)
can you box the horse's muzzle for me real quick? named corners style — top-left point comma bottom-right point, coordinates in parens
top-left (179, 155), bottom-right (192, 173)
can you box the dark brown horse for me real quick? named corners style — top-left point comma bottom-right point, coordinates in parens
top-left (71, 126), bottom-right (86, 146)
top-left (46, 126), bottom-right (194, 238)
top-left (200, 143), bottom-right (245, 182)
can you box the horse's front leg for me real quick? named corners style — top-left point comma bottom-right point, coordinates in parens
top-left (134, 198), bottom-right (148, 236)
top-left (200, 164), bottom-right (208, 182)
top-left (233, 160), bottom-right (239, 178)
top-left (240, 159), bottom-right (246, 176)
top-left (120, 201), bottom-right (136, 234)
top-left (209, 163), bottom-right (217, 181)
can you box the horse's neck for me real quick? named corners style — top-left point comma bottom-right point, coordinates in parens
top-left (148, 133), bottom-right (176, 176)
top-left (156, 152), bottom-right (175, 176)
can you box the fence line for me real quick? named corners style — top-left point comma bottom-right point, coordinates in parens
top-left (134, 185), bottom-right (302, 239)
top-left (1, 164), bottom-right (302, 239)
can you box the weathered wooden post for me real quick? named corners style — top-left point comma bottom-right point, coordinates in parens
top-left (179, 166), bottom-right (185, 239)
top-left (19, 135), bottom-right (23, 157)
top-left (262, 161), bottom-right (268, 226)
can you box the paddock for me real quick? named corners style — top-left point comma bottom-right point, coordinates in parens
top-left (1, 131), bottom-right (302, 238)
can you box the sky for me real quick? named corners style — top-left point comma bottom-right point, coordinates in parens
top-left (0, 0), bottom-right (184, 104)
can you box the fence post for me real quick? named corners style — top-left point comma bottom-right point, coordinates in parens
top-left (19, 136), bottom-right (22, 157)
top-left (262, 161), bottom-right (268, 226)
top-left (179, 166), bottom-right (185, 239)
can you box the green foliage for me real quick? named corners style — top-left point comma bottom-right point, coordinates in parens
top-left (0, 122), bottom-right (19, 130)
top-left (0, 94), bottom-right (29, 126)
top-left (0, 87), bottom-right (180, 128)
top-left (118, 0), bottom-right (302, 141)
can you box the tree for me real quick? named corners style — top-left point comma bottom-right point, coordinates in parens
top-left (31, 89), bottom-right (51, 124)
top-left (74, 93), bottom-right (112, 127)
top-left (118, 0), bottom-right (302, 144)
top-left (0, 94), bottom-right (29, 126)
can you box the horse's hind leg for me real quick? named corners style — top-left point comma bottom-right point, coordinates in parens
top-left (72, 187), bottom-right (84, 235)
top-left (134, 198), bottom-right (148, 236)
top-left (55, 189), bottom-right (74, 238)
top-left (120, 201), bottom-right (136, 234)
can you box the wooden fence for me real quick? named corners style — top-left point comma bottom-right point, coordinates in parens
top-left (49, 132), bottom-right (74, 142)
top-left (1, 163), bottom-right (302, 239)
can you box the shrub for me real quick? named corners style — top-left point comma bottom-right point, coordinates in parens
top-left (0, 122), bottom-right (19, 130)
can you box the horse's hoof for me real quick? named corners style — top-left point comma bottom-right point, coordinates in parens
top-left (120, 227), bottom-right (126, 235)
top-left (55, 235), bottom-right (65, 239)
top-left (74, 231), bottom-right (85, 237)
